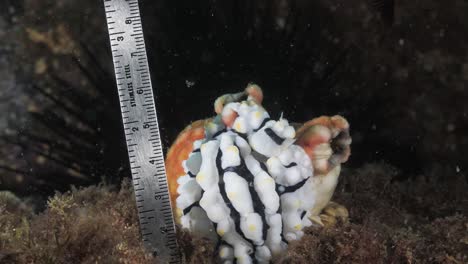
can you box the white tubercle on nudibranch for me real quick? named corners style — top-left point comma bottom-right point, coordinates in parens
top-left (173, 86), bottom-right (350, 263)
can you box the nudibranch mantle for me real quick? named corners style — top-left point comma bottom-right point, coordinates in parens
top-left (166, 84), bottom-right (351, 263)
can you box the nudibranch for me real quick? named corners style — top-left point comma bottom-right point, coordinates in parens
top-left (165, 84), bottom-right (351, 263)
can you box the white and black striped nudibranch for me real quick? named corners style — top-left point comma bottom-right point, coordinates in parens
top-left (166, 84), bottom-right (352, 263)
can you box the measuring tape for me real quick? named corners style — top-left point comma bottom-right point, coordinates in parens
top-left (103, 0), bottom-right (179, 262)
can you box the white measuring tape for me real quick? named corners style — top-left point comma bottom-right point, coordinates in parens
top-left (103, 0), bottom-right (179, 262)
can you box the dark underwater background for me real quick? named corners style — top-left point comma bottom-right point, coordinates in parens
top-left (0, 0), bottom-right (467, 263)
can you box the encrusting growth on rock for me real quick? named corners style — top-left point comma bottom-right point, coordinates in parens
top-left (1, 163), bottom-right (466, 263)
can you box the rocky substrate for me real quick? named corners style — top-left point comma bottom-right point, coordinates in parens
top-left (1, 163), bottom-right (466, 263)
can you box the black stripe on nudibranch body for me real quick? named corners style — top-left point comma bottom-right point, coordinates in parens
top-left (181, 189), bottom-right (204, 216)
top-left (192, 148), bottom-right (201, 153)
top-left (212, 128), bottom-right (227, 138)
top-left (264, 128), bottom-right (285, 145)
top-left (222, 142), bottom-right (270, 245)
top-left (253, 117), bottom-right (272, 132)
top-left (234, 153), bottom-right (266, 262)
top-left (242, 160), bottom-right (269, 241)
top-left (187, 171), bottom-right (196, 177)
top-left (231, 130), bottom-right (248, 141)
top-left (182, 201), bottom-right (200, 215)
top-left (215, 148), bottom-right (256, 252)
top-left (284, 162), bottom-right (297, 168)
top-left (259, 161), bottom-right (305, 194)
top-left (255, 162), bottom-right (289, 245)
top-left (276, 178), bottom-right (308, 194)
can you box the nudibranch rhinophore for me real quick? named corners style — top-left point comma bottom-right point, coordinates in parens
top-left (165, 84), bottom-right (351, 263)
